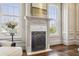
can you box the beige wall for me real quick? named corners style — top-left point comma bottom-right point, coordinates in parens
top-left (75, 4), bottom-right (79, 45)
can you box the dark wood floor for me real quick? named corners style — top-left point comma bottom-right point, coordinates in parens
top-left (23, 44), bottom-right (79, 56)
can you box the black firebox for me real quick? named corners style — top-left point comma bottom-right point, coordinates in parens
top-left (32, 31), bottom-right (46, 51)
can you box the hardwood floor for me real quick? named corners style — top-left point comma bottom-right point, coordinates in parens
top-left (49, 44), bottom-right (79, 56)
top-left (23, 44), bottom-right (79, 56)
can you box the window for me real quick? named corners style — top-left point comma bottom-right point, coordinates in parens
top-left (48, 4), bottom-right (61, 37)
top-left (48, 5), bottom-right (57, 35)
top-left (0, 3), bottom-right (22, 37)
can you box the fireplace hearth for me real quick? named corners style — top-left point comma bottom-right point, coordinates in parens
top-left (32, 31), bottom-right (46, 51)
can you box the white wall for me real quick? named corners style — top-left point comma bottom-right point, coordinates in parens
top-left (24, 3), bottom-right (79, 46)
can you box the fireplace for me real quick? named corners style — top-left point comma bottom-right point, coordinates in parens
top-left (32, 31), bottom-right (46, 51)
top-left (25, 16), bottom-right (51, 55)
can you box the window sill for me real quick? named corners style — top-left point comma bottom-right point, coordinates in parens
top-left (0, 36), bottom-right (21, 40)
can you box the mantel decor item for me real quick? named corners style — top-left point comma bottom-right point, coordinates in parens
top-left (6, 21), bottom-right (17, 46)
top-left (31, 3), bottom-right (47, 17)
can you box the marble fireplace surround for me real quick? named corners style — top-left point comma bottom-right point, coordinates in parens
top-left (25, 16), bottom-right (51, 55)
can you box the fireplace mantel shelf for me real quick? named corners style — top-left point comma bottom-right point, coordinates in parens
top-left (25, 16), bottom-right (51, 20)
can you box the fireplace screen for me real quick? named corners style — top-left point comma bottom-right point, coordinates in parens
top-left (32, 31), bottom-right (46, 51)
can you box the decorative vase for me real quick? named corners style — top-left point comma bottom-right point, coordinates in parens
top-left (11, 42), bottom-right (16, 47)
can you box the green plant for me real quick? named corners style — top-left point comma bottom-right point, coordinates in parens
top-left (6, 21), bottom-right (17, 29)
top-left (49, 26), bottom-right (56, 33)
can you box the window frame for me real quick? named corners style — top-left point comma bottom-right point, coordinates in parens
top-left (47, 3), bottom-right (62, 37)
top-left (0, 3), bottom-right (24, 39)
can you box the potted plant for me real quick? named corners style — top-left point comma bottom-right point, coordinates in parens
top-left (6, 21), bottom-right (17, 46)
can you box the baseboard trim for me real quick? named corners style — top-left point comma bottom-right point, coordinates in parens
top-left (50, 44), bottom-right (77, 47)
top-left (50, 44), bottom-right (64, 47)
